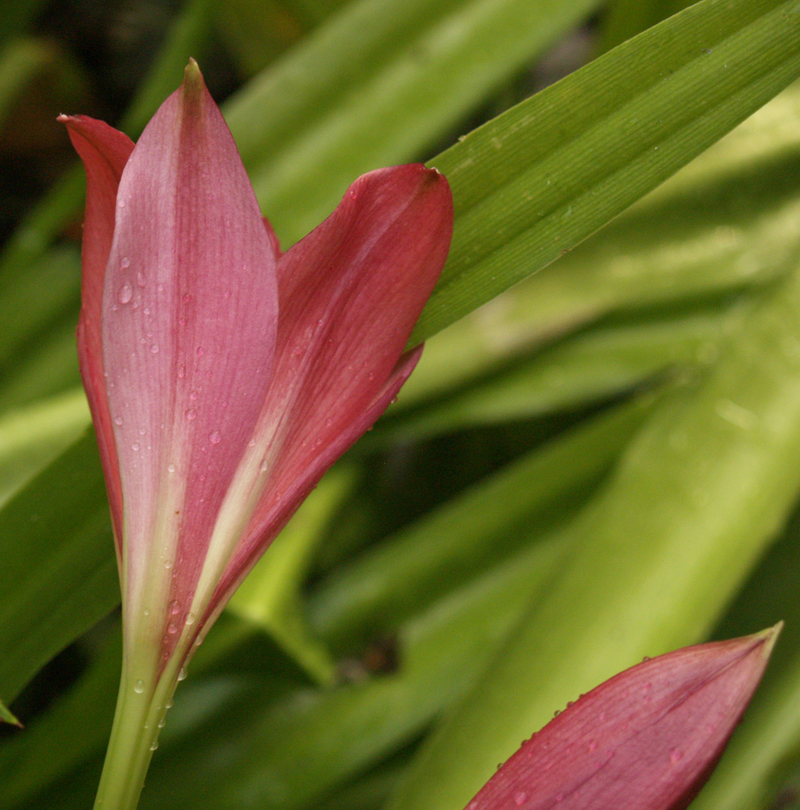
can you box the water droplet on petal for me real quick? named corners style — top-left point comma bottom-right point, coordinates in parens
top-left (136, 271), bottom-right (146, 287)
top-left (514, 792), bottom-right (527, 806)
top-left (209, 430), bottom-right (221, 445)
top-left (150, 741), bottom-right (158, 751)
top-left (168, 599), bottom-right (181, 616)
top-left (131, 442), bottom-right (140, 451)
top-left (164, 559), bottom-right (173, 570)
top-left (185, 612), bottom-right (196, 626)
top-left (158, 717), bottom-right (166, 728)
top-left (114, 416), bottom-right (123, 426)
top-left (120, 256), bottom-right (130, 269)
top-left (150, 344), bottom-right (159, 354)
top-left (185, 409), bottom-right (197, 421)
top-left (117, 198), bottom-right (126, 208)
top-left (670, 748), bottom-right (684, 764)
top-left (177, 666), bottom-right (188, 682)
top-left (167, 464), bottom-right (176, 473)
top-left (133, 679), bottom-right (144, 694)
top-left (118, 282), bottom-right (133, 304)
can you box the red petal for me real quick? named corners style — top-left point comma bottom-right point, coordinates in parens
top-left (465, 628), bottom-right (778, 810)
top-left (59, 115), bottom-right (135, 548)
top-left (208, 165), bottom-right (452, 614)
top-left (100, 63), bottom-right (278, 647)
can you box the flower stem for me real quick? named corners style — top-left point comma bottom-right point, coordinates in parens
top-left (93, 665), bottom-right (176, 810)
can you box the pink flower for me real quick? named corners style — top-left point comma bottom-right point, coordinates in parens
top-left (464, 627), bottom-right (778, 810)
top-left (61, 60), bottom-right (452, 805)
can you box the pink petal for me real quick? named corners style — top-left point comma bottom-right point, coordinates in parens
top-left (465, 628), bottom-right (779, 810)
top-left (208, 165), bottom-right (453, 615)
top-left (59, 115), bottom-right (135, 549)
top-left (101, 63), bottom-right (277, 652)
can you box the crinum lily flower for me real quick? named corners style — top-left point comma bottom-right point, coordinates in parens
top-left (61, 61), bottom-right (775, 810)
top-left (462, 627), bottom-right (778, 810)
top-left (61, 60), bottom-right (452, 808)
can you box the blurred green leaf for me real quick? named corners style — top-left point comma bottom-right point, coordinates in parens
top-left (0, 387), bottom-right (89, 506)
top-left (224, 0), bottom-right (603, 245)
top-left (412, 0), bottom-right (800, 344)
top-left (379, 301), bottom-right (748, 441)
top-left (0, 432), bottom-right (116, 704)
top-left (227, 464), bottom-right (357, 685)
top-left (0, 699), bottom-right (20, 727)
top-left (387, 258), bottom-right (800, 810)
top-left (311, 392), bottom-right (659, 648)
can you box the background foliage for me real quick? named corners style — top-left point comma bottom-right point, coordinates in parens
top-left (2, 0), bottom-right (800, 808)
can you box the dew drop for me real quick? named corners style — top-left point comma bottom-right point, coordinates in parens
top-left (131, 442), bottom-right (140, 452)
top-left (196, 347), bottom-right (205, 357)
top-left (177, 666), bottom-right (188, 682)
top-left (165, 698), bottom-right (173, 709)
top-left (150, 741), bottom-right (158, 752)
top-left (164, 559), bottom-right (173, 570)
top-left (185, 408), bottom-right (197, 421)
top-left (670, 748), bottom-right (684, 764)
top-left (177, 364), bottom-right (186, 379)
top-left (117, 198), bottom-right (126, 208)
top-left (133, 679), bottom-right (144, 694)
top-left (167, 464), bottom-right (176, 473)
top-left (114, 416), bottom-right (123, 426)
top-left (143, 608), bottom-right (150, 617)
top-left (167, 622), bottom-right (178, 635)
top-left (189, 390), bottom-right (198, 401)
top-left (150, 344), bottom-right (159, 354)
top-left (185, 612), bottom-right (196, 626)
top-left (118, 282), bottom-right (133, 304)
top-left (514, 792), bottom-right (527, 806)
top-left (136, 271), bottom-right (147, 287)
top-left (138, 427), bottom-right (146, 436)
top-left (168, 599), bottom-right (181, 616)
top-left (209, 430), bottom-right (221, 445)
top-left (121, 256), bottom-right (130, 269)
top-left (158, 717), bottom-right (166, 728)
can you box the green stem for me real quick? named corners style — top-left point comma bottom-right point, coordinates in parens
top-left (93, 660), bottom-right (180, 810)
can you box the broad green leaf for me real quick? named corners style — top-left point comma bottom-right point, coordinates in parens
top-left (403, 76), bottom-right (800, 405)
top-left (310, 392), bottom-right (659, 648)
top-left (0, 387), bottom-right (89, 506)
top-left (0, 432), bottom-right (116, 703)
top-left (411, 0), bottom-right (800, 344)
top-left (387, 258), bottom-right (800, 810)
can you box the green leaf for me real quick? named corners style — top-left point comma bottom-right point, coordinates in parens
top-left (387, 258), bottom-right (800, 810)
top-left (226, 464), bottom-right (357, 685)
top-left (0, 387), bottom-right (89, 506)
top-left (402, 76), bottom-right (800, 407)
top-left (224, 0), bottom-right (603, 245)
top-left (0, 432), bottom-right (116, 704)
top-left (412, 0), bottom-right (800, 344)
top-left (0, 699), bottom-right (20, 728)
top-left (310, 392), bottom-right (659, 648)
top-left (379, 301), bottom-right (749, 441)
